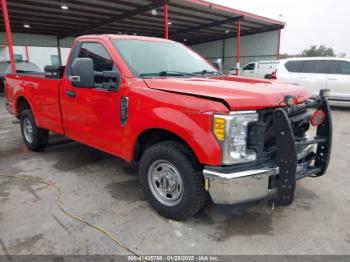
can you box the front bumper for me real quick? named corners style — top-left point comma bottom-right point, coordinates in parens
top-left (203, 95), bottom-right (332, 206)
top-left (203, 166), bottom-right (277, 205)
top-left (203, 162), bottom-right (311, 205)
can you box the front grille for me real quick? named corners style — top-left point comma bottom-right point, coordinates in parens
top-left (247, 108), bottom-right (312, 160)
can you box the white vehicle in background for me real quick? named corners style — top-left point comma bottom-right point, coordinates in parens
top-left (240, 60), bottom-right (279, 78)
top-left (272, 57), bottom-right (350, 106)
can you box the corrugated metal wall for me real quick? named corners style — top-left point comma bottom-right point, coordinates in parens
top-left (0, 33), bottom-right (74, 48)
top-left (1, 31), bottom-right (278, 71)
top-left (191, 39), bottom-right (224, 61)
top-left (190, 30), bottom-right (279, 72)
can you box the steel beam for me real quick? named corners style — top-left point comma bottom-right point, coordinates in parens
top-left (59, 0), bottom-right (166, 39)
top-left (176, 16), bottom-right (243, 35)
top-left (188, 24), bottom-right (284, 45)
top-left (236, 20), bottom-right (241, 75)
top-left (164, 0), bottom-right (169, 39)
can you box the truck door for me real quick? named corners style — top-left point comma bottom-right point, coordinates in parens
top-left (61, 41), bottom-right (123, 156)
top-left (298, 60), bottom-right (327, 96)
top-left (242, 63), bottom-right (256, 77)
top-left (326, 60), bottom-right (350, 101)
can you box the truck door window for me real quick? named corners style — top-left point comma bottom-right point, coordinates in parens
top-left (302, 60), bottom-right (327, 74)
top-left (78, 42), bottom-right (117, 83)
top-left (285, 61), bottom-right (303, 73)
top-left (326, 60), bottom-right (350, 75)
top-left (327, 61), bottom-right (341, 74)
top-left (339, 61), bottom-right (350, 75)
top-left (243, 63), bottom-right (255, 71)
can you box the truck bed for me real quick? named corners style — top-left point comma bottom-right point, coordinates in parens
top-left (5, 74), bottom-right (64, 135)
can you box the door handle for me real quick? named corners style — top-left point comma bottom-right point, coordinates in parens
top-left (66, 90), bottom-right (76, 98)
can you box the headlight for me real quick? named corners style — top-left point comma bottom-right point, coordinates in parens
top-left (213, 111), bottom-right (258, 165)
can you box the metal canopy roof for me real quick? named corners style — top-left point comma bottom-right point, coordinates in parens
top-left (0, 0), bottom-right (284, 45)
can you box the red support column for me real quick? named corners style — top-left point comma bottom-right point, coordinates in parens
top-left (164, 0), bottom-right (169, 39)
top-left (235, 20), bottom-right (241, 75)
top-left (25, 46), bottom-right (29, 62)
top-left (1, 0), bottom-right (16, 73)
top-left (277, 29), bottom-right (281, 60)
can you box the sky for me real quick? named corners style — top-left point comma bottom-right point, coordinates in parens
top-left (207, 0), bottom-right (350, 57)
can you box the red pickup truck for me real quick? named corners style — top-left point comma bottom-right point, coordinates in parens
top-left (4, 35), bottom-right (332, 220)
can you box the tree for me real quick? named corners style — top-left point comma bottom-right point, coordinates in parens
top-left (338, 52), bottom-right (347, 58)
top-left (279, 53), bottom-right (290, 59)
top-left (301, 45), bottom-right (335, 57)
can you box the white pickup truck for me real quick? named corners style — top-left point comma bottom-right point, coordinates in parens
top-left (240, 60), bottom-right (279, 79)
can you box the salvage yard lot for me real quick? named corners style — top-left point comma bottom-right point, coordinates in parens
top-left (0, 95), bottom-right (349, 255)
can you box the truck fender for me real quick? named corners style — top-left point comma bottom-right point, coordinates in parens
top-left (124, 107), bottom-right (221, 166)
top-left (15, 94), bottom-right (40, 125)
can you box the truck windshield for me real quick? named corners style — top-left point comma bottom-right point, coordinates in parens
top-left (112, 39), bottom-right (219, 78)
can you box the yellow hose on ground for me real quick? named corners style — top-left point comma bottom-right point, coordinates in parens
top-left (0, 173), bottom-right (141, 257)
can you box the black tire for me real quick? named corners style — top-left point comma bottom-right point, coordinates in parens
top-left (139, 141), bottom-right (208, 220)
top-left (20, 109), bottom-right (49, 151)
top-left (0, 80), bottom-right (4, 93)
top-left (264, 74), bottom-right (272, 79)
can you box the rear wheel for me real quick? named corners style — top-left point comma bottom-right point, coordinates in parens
top-left (0, 79), bottom-right (4, 93)
top-left (20, 109), bottom-right (49, 151)
top-left (139, 141), bottom-right (208, 220)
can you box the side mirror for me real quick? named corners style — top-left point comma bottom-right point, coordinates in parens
top-left (70, 58), bottom-right (94, 88)
top-left (94, 71), bottom-right (120, 91)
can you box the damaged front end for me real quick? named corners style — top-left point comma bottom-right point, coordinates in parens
top-left (203, 90), bottom-right (332, 206)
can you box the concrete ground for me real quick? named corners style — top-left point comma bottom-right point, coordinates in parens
top-left (0, 95), bottom-right (350, 256)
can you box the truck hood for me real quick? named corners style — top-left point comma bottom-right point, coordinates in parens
top-left (143, 76), bottom-right (310, 110)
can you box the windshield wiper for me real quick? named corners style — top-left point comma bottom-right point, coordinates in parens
top-left (140, 71), bottom-right (196, 78)
top-left (192, 70), bottom-right (222, 76)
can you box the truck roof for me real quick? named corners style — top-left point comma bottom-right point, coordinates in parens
top-left (76, 34), bottom-right (175, 43)
top-left (279, 57), bottom-right (350, 62)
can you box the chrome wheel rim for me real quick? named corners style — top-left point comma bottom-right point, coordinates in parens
top-left (148, 160), bottom-right (184, 206)
top-left (23, 118), bottom-right (34, 144)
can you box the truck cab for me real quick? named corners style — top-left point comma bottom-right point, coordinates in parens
top-left (4, 35), bottom-right (332, 220)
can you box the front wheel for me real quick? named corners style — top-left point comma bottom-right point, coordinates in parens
top-left (20, 109), bottom-right (49, 151)
top-left (139, 141), bottom-right (208, 220)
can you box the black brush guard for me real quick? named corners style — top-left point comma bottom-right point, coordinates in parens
top-left (271, 93), bottom-right (332, 206)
